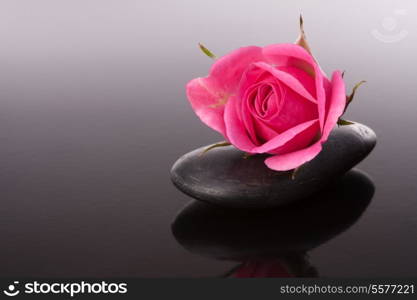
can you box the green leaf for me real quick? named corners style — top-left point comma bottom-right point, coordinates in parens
top-left (337, 118), bottom-right (355, 126)
top-left (198, 43), bottom-right (216, 59)
top-left (200, 141), bottom-right (231, 155)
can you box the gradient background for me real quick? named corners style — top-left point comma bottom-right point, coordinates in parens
top-left (0, 0), bottom-right (416, 277)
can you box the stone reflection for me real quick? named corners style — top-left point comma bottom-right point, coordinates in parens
top-left (171, 169), bottom-right (375, 277)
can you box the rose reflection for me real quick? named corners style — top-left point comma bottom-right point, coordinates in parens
top-left (226, 254), bottom-right (318, 278)
top-left (171, 169), bottom-right (374, 277)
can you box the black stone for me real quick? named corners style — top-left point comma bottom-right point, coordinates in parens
top-left (170, 122), bottom-right (376, 208)
top-left (172, 169), bottom-right (374, 261)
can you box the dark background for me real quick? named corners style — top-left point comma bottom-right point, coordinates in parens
top-left (1, 0), bottom-right (416, 277)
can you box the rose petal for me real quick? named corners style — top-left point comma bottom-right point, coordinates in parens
top-left (264, 142), bottom-right (322, 171)
top-left (266, 87), bottom-right (318, 133)
top-left (263, 44), bottom-right (326, 131)
top-left (322, 70), bottom-right (346, 141)
top-left (210, 46), bottom-right (264, 93)
top-left (186, 47), bottom-right (265, 137)
top-left (224, 95), bottom-right (256, 152)
top-left (241, 101), bottom-right (262, 145)
top-left (278, 66), bottom-right (316, 98)
top-left (252, 119), bottom-right (319, 153)
top-left (263, 71), bottom-right (346, 171)
top-left (269, 119), bottom-right (320, 155)
top-left (186, 77), bottom-right (227, 136)
top-left (253, 62), bottom-right (317, 104)
top-left (253, 119), bottom-right (280, 142)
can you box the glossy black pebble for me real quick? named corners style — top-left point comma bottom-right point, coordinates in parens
top-left (170, 123), bottom-right (376, 208)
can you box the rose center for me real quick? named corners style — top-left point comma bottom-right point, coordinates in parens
top-left (246, 80), bottom-right (284, 120)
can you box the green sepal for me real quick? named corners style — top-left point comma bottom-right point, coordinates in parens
top-left (200, 141), bottom-right (231, 155)
top-left (337, 118), bottom-right (355, 126)
top-left (198, 43), bottom-right (216, 59)
top-left (295, 14), bottom-right (312, 54)
top-left (344, 80), bottom-right (366, 113)
top-left (291, 165), bottom-right (302, 180)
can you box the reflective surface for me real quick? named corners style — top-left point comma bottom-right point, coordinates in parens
top-left (1, 0), bottom-right (416, 277)
top-left (172, 170), bottom-right (374, 262)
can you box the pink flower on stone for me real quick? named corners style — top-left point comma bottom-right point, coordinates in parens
top-left (186, 26), bottom-right (346, 171)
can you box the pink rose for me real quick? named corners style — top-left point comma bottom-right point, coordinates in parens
top-left (186, 43), bottom-right (346, 171)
